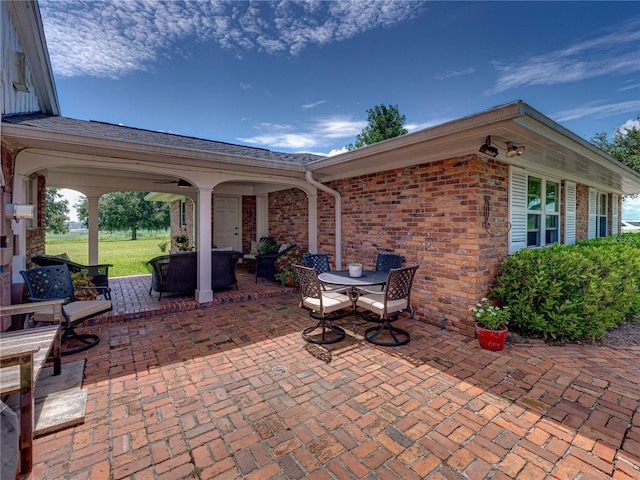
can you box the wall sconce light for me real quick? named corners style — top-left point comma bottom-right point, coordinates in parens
top-left (505, 143), bottom-right (525, 158)
top-left (6, 203), bottom-right (35, 220)
top-left (479, 136), bottom-right (499, 157)
top-left (177, 179), bottom-right (192, 188)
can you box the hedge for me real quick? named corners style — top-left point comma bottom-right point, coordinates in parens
top-left (491, 233), bottom-right (640, 342)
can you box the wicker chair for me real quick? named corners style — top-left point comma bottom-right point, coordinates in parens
top-left (31, 254), bottom-right (112, 287)
top-left (255, 243), bottom-right (296, 282)
top-left (147, 252), bottom-right (197, 299)
top-left (211, 250), bottom-right (243, 290)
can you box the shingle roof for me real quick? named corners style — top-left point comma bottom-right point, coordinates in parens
top-left (2, 113), bottom-right (325, 165)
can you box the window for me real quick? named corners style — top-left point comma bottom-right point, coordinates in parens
top-left (596, 192), bottom-right (607, 237)
top-left (526, 176), bottom-right (560, 247)
top-left (180, 200), bottom-right (187, 227)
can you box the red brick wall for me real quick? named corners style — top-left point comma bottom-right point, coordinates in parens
top-left (268, 188), bottom-right (308, 249)
top-left (320, 155), bottom-right (511, 336)
top-left (575, 184), bottom-right (589, 241)
top-left (242, 196), bottom-right (256, 253)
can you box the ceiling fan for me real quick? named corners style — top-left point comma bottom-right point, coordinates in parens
top-left (151, 178), bottom-right (192, 188)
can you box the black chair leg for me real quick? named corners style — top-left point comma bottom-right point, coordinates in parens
top-left (302, 313), bottom-right (345, 344)
top-left (364, 321), bottom-right (410, 346)
top-left (61, 326), bottom-right (100, 356)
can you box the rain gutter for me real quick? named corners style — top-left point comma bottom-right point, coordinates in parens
top-left (305, 171), bottom-right (342, 269)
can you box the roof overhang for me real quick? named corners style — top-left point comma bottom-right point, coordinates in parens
top-left (3, 101), bottom-right (639, 197)
top-left (307, 101), bottom-right (640, 195)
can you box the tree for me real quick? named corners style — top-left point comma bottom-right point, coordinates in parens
top-left (346, 104), bottom-right (408, 150)
top-left (76, 192), bottom-right (170, 240)
top-left (591, 115), bottom-right (640, 174)
top-left (45, 187), bottom-right (69, 234)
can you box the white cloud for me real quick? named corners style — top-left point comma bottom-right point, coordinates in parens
top-left (238, 115), bottom-right (366, 151)
top-left (301, 100), bottom-right (326, 110)
top-left (435, 67), bottom-right (475, 80)
top-left (552, 100), bottom-right (640, 122)
top-left (40, 0), bottom-right (424, 78)
top-left (239, 82), bottom-right (254, 91)
top-left (487, 17), bottom-right (640, 94)
top-left (618, 117), bottom-right (640, 133)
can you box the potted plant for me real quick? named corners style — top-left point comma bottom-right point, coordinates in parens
top-left (260, 237), bottom-right (278, 254)
top-left (173, 234), bottom-right (192, 252)
top-left (348, 262), bottom-right (363, 278)
top-left (274, 246), bottom-right (309, 287)
top-left (470, 298), bottom-right (510, 351)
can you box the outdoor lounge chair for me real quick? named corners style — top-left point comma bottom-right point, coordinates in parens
top-left (211, 249), bottom-right (244, 290)
top-left (31, 254), bottom-right (112, 287)
top-left (20, 264), bottom-right (111, 355)
top-left (255, 243), bottom-right (296, 282)
top-left (293, 264), bottom-right (351, 344)
top-left (147, 252), bottom-right (197, 300)
top-left (356, 265), bottom-right (418, 346)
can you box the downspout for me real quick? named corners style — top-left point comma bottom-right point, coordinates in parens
top-left (305, 171), bottom-right (342, 269)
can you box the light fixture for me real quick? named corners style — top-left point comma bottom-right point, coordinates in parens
top-left (177, 179), bottom-right (192, 188)
top-left (505, 143), bottom-right (525, 158)
top-left (6, 203), bottom-right (35, 220)
top-left (479, 136), bottom-right (499, 157)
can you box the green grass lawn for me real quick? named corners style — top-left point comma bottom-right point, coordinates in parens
top-left (46, 231), bottom-right (171, 277)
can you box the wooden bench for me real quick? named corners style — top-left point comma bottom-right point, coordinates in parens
top-left (0, 300), bottom-right (63, 476)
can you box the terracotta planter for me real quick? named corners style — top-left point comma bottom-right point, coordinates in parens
top-left (475, 322), bottom-right (508, 351)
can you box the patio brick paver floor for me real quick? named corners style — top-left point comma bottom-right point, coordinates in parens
top-left (27, 291), bottom-right (640, 479)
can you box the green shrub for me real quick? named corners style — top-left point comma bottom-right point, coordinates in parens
top-left (491, 236), bottom-right (640, 342)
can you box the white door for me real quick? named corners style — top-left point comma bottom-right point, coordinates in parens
top-left (213, 196), bottom-right (241, 250)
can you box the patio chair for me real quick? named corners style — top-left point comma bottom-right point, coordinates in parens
top-left (375, 253), bottom-right (404, 273)
top-left (255, 243), bottom-right (296, 282)
top-left (303, 253), bottom-right (342, 291)
top-left (292, 264), bottom-right (351, 344)
top-left (356, 265), bottom-right (418, 346)
top-left (147, 252), bottom-right (197, 299)
top-left (31, 254), bottom-right (113, 287)
top-left (211, 249), bottom-right (243, 290)
top-left (20, 264), bottom-right (111, 355)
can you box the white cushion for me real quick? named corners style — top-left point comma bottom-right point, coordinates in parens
top-left (302, 291), bottom-right (351, 314)
top-left (34, 299), bottom-right (112, 323)
top-left (249, 241), bottom-right (259, 255)
top-left (278, 243), bottom-right (291, 253)
top-left (356, 293), bottom-right (407, 318)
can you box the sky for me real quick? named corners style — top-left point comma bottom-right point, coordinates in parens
top-left (38, 0), bottom-right (640, 219)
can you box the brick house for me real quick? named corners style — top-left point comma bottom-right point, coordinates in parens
top-left (3, 1), bottom-right (640, 335)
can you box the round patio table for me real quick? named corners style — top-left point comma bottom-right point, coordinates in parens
top-left (318, 270), bottom-right (388, 333)
top-left (318, 270), bottom-right (388, 289)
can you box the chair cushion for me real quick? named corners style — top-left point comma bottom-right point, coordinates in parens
top-left (356, 293), bottom-right (408, 317)
top-left (303, 291), bottom-right (351, 314)
top-left (34, 300), bottom-right (112, 323)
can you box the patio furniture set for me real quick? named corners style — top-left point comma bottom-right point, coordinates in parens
top-left (294, 253), bottom-right (419, 347)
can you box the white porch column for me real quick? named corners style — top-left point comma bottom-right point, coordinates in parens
top-left (10, 174), bottom-right (28, 283)
top-left (87, 196), bottom-right (100, 264)
top-left (256, 194), bottom-right (269, 238)
top-left (195, 187), bottom-right (213, 303)
top-left (307, 192), bottom-right (318, 253)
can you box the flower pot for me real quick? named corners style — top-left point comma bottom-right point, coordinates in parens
top-left (475, 322), bottom-right (508, 351)
top-left (348, 264), bottom-right (362, 277)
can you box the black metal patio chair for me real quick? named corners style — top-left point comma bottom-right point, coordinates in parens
top-left (21, 264), bottom-right (111, 355)
top-left (356, 265), bottom-right (418, 346)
